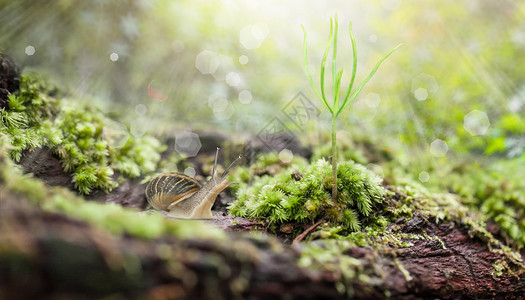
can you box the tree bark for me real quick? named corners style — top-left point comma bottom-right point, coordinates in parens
top-left (1, 191), bottom-right (523, 300)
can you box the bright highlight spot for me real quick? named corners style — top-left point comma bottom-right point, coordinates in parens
top-left (225, 72), bottom-right (241, 87)
top-left (135, 104), bottom-right (147, 116)
top-left (130, 119), bottom-right (147, 137)
top-left (239, 22), bottom-right (269, 49)
top-left (412, 73), bottom-right (438, 100)
top-left (110, 52), bottom-right (119, 61)
top-left (508, 98), bottom-right (523, 113)
top-left (25, 46), bottom-right (35, 56)
top-left (430, 139), bottom-right (448, 157)
top-left (148, 80), bottom-right (168, 102)
top-left (174, 129), bottom-right (201, 157)
top-left (239, 55), bottom-right (249, 65)
top-left (210, 96), bottom-right (234, 120)
top-left (103, 121), bottom-right (129, 148)
top-left (195, 50), bottom-right (220, 75)
top-left (279, 149), bottom-right (293, 164)
top-left (184, 167), bottom-right (196, 178)
top-left (463, 110), bottom-right (490, 136)
top-left (369, 34), bottom-right (378, 43)
top-left (418, 171), bottom-right (430, 182)
top-left (365, 93), bottom-right (381, 108)
top-left (355, 97), bottom-right (377, 123)
top-left (238, 90), bottom-right (252, 104)
top-left (414, 88), bottom-right (428, 101)
top-left (212, 98), bottom-right (229, 113)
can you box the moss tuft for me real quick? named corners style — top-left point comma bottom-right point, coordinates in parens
top-left (0, 73), bottom-right (163, 194)
top-left (0, 137), bottom-right (223, 240)
top-left (228, 158), bottom-right (385, 234)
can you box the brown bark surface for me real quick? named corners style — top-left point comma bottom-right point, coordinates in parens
top-left (1, 190), bottom-right (523, 300)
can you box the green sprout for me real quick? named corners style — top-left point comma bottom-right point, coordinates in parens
top-left (302, 15), bottom-right (401, 200)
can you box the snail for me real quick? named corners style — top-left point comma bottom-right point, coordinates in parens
top-left (145, 147), bottom-right (241, 219)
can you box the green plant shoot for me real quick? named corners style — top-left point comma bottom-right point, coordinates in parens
top-left (301, 14), bottom-right (401, 201)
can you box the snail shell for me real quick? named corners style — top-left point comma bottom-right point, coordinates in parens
top-left (145, 148), bottom-right (240, 219)
top-left (145, 173), bottom-right (201, 211)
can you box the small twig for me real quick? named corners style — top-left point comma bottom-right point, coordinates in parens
top-left (292, 220), bottom-right (323, 245)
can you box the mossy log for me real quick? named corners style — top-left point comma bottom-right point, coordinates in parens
top-left (0, 53), bottom-right (21, 109)
top-left (1, 191), bottom-right (523, 299)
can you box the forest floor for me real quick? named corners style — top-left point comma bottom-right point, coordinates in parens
top-left (1, 54), bottom-right (524, 299)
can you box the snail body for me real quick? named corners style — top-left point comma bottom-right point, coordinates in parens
top-left (146, 148), bottom-right (240, 219)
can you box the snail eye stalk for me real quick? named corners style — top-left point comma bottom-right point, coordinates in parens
top-left (222, 155), bottom-right (242, 177)
top-left (212, 147), bottom-right (220, 178)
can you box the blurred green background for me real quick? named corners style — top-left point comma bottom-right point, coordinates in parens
top-left (1, 0), bottom-right (525, 244)
top-left (1, 0), bottom-right (524, 157)
top-left (0, 1), bottom-right (523, 167)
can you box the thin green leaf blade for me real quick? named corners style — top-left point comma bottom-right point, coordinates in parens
top-left (340, 21), bottom-right (358, 111)
top-left (301, 25), bottom-right (333, 113)
top-left (334, 68), bottom-right (344, 108)
top-left (332, 14), bottom-right (339, 101)
top-left (336, 43), bottom-right (402, 117)
top-left (320, 18), bottom-right (333, 106)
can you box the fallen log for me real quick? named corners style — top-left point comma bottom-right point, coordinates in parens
top-left (1, 189), bottom-right (523, 299)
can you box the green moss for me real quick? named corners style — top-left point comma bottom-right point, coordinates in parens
top-left (229, 158), bottom-right (385, 234)
top-left (0, 73), bottom-right (163, 194)
top-left (298, 240), bottom-right (368, 297)
top-left (390, 177), bottom-right (524, 275)
top-left (296, 177), bottom-right (524, 294)
top-left (390, 157), bottom-right (525, 247)
top-left (0, 139), bottom-right (223, 240)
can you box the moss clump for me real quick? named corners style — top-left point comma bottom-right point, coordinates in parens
top-left (228, 159), bottom-right (385, 234)
top-left (227, 151), bottom-right (309, 196)
top-left (296, 179), bottom-right (524, 295)
top-left (444, 160), bottom-right (525, 246)
top-left (0, 135), bottom-right (223, 240)
top-left (0, 73), bottom-right (163, 194)
top-left (390, 157), bottom-right (525, 247)
top-left (389, 177), bottom-right (524, 276)
top-left (298, 240), bottom-right (369, 297)
top-left (0, 74), bottom-right (60, 161)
